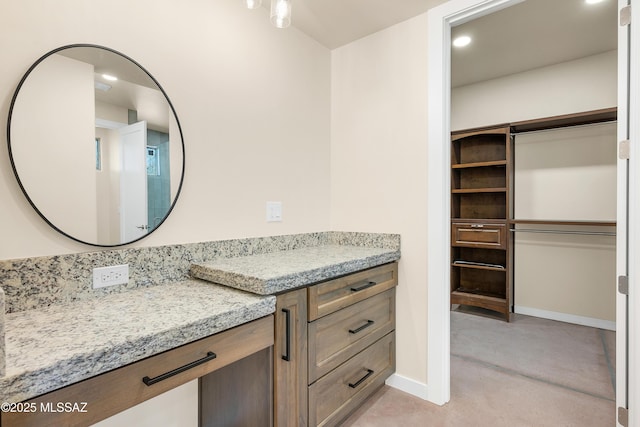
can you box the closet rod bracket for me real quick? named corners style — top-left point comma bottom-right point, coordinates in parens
top-left (618, 406), bottom-right (628, 427)
top-left (619, 140), bottom-right (630, 160)
top-left (620, 5), bottom-right (631, 27)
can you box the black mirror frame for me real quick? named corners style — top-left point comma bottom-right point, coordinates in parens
top-left (7, 43), bottom-right (186, 247)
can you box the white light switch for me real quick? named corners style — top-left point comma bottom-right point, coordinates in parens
top-left (266, 201), bottom-right (282, 222)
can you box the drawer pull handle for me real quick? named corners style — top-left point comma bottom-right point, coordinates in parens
top-left (282, 308), bottom-right (291, 362)
top-left (470, 224), bottom-right (484, 228)
top-left (351, 281), bottom-right (377, 292)
top-left (348, 369), bottom-right (374, 389)
top-left (349, 320), bottom-right (375, 334)
top-left (142, 351), bottom-right (217, 386)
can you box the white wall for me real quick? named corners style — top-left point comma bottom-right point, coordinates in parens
top-left (514, 123), bottom-right (617, 222)
top-left (451, 50), bottom-right (617, 131)
top-left (1, 1), bottom-right (330, 423)
top-left (0, 0), bottom-right (331, 260)
top-left (93, 381), bottom-right (198, 427)
top-left (331, 14), bottom-right (430, 388)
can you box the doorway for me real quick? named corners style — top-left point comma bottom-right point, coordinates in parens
top-left (426, 0), bottom-right (635, 425)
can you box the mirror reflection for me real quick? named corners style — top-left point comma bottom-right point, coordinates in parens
top-left (8, 45), bottom-right (184, 246)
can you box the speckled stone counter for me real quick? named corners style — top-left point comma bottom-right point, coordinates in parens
top-left (0, 280), bottom-right (275, 403)
top-left (0, 232), bottom-right (399, 314)
top-left (0, 287), bottom-right (5, 377)
top-left (190, 245), bottom-right (401, 295)
top-left (0, 231), bottom-right (399, 404)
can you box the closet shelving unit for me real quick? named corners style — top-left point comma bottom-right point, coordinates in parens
top-left (451, 125), bottom-right (511, 320)
top-left (450, 107), bottom-right (617, 321)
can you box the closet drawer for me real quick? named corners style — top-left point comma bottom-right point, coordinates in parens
top-left (452, 222), bottom-right (507, 249)
top-left (2, 316), bottom-right (274, 427)
top-left (308, 263), bottom-right (397, 321)
top-left (308, 332), bottom-right (395, 427)
top-left (308, 288), bottom-right (395, 383)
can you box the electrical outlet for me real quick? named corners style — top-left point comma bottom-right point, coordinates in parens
top-left (93, 264), bottom-right (129, 289)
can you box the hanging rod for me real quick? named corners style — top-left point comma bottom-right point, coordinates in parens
top-left (511, 120), bottom-right (617, 136)
top-left (510, 228), bottom-right (616, 237)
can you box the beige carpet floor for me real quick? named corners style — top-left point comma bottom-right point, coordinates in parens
top-left (341, 311), bottom-right (616, 426)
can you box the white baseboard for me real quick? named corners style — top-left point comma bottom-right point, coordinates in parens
top-left (514, 305), bottom-right (616, 331)
top-left (385, 373), bottom-right (429, 401)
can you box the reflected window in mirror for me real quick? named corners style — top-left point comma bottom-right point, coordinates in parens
top-left (95, 137), bottom-right (102, 171)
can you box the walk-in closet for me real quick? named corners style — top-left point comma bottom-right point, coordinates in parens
top-left (450, 109), bottom-right (617, 330)
top-left (448, 0), bottom-right (618, 423)
top-left (510, 111), bottom-right (617, 330)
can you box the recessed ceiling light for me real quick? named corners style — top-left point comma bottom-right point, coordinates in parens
top-left (585, 0), bottom-right (605, 4)
top-left (102, 74), bottom-right (118, 81)
top-left (94, 81), bottom-right (112, 92)
top-left (453, 36), bottom-right (472, 48)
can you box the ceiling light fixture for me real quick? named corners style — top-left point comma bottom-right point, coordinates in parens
top-left (245, 0), bottom-right (261, 9)
top-left (270, 0), bottom-right (292, 29)
top-left (102, 74), bottom-right (118, 81)
top-left (585, 0), bottom-right (606, 4)
top-left (452, 35), bottom-right (472, 48)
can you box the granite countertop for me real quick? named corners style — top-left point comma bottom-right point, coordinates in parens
top-left (190, 244), bottom-right (401, 295)
top-left (0, 279), bottom-right (275, 403)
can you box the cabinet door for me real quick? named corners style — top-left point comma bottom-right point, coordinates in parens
top-left (274, 289), bottom-right (308, 427)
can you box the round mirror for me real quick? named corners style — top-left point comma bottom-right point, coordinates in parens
top-left (7, 44), bottom-right (185, 247)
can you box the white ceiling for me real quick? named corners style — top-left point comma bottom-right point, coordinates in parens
top-left (287, 0), bottom-right (445, 49)
top-left (450, 0), bottom-right (618, 87)
top-left (284, 0), bottom-right (617, 87)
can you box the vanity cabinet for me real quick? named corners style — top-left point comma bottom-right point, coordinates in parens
top-left (274, 262), bottom-right (397, 427)
top-left (1, 316), bottom-right (274, 427)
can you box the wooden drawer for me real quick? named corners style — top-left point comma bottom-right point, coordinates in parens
top-left (452, 222), bottom-right (507, 249)
top-left (308, 263), bottom-right (397, 321)
top-left (308, 332), bottom-right (395, 427)
top-left (308, 288), bottom-right (395, 383)
top-left (2, 316), bottom-right (274, 427)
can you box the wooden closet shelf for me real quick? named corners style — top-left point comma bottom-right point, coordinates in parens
top-left (451, 289), bottom-right (507, 313)
top-left (451, 160), bottom-right (507, 169)
top-left (452, 188), bottom-right (507, 194)
top-left (452, 261), bottom-right (506, 272)
top-left (450, 124), bottom-right (510, 320)
top-left (510, 107), bottom-right (617, 133)
top-left (510, 219), bottom-right (616, 227)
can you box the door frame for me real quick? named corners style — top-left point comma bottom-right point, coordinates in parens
top-left (425, 1), bottom-right (636, 424)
